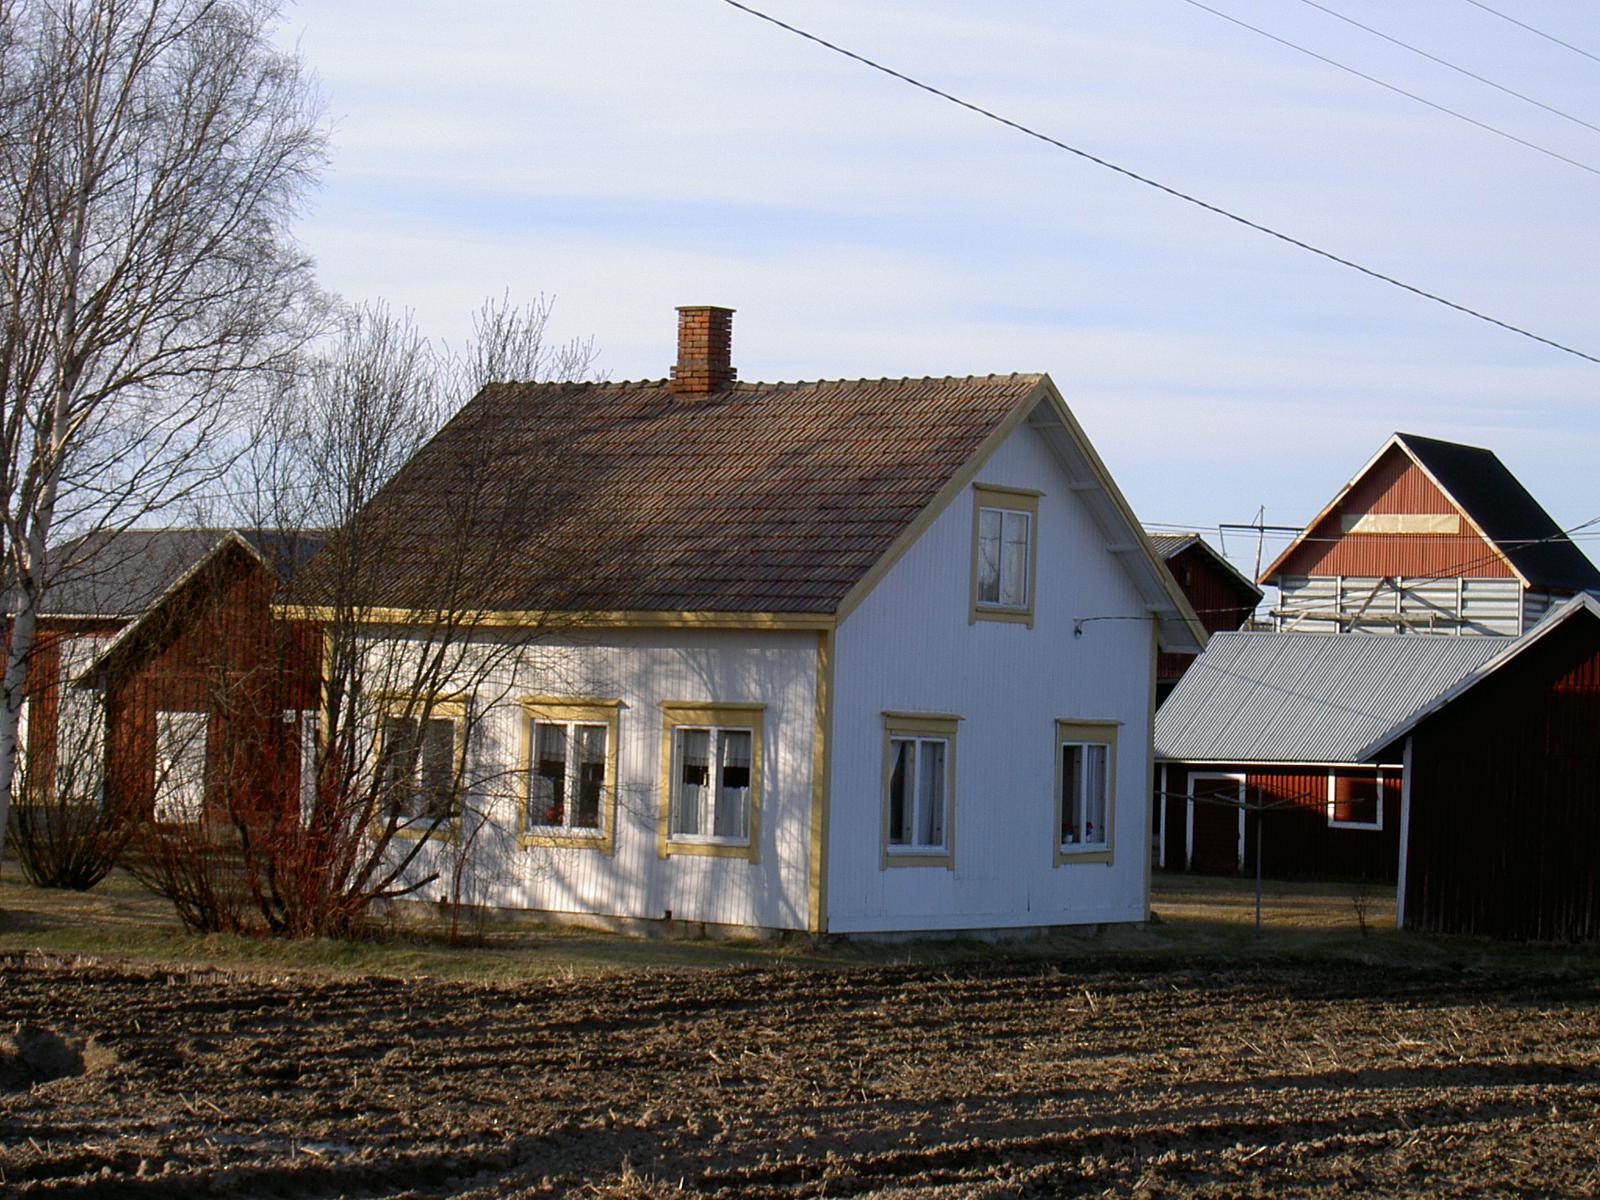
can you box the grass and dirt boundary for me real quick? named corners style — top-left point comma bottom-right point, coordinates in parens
top-left (4, 865), bottom-right (1596, 981)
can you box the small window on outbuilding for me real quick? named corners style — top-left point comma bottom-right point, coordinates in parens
top-left (1327, 770), bottom-right (1384, 830)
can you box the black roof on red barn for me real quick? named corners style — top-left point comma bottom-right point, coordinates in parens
top-left (1395, 434), bottom-right (1600, 592)
top-left (1261, 432), bottom-right (1600, 592)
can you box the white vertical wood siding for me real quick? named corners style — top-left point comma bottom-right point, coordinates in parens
top-left (827, 420), bottom-right (1154, 933)
top-left (386, 627), bottom-right (818, 931)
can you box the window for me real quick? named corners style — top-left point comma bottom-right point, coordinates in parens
top-left (521, 698), bottom-right (620, 852)
top-left (376, 701), bottom-right (463, 828)
top-left (284, 709), bottom-right (319, 826)
top-left (1327, 770), bottom-right (1385, 830)
top-left (154, 710), bottom-right (208, 823)
top-left (971, 484), bottom-right (1040, 625)
top-left (1055, 719), bottom-right (1118, 864)
top-left (659, 703), bottom-right (763, 860)
top-left (881, 712), bottom-right (959, 868)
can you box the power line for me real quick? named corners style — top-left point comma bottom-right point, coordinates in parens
top-left (1294, 0), bottom-right (1600, 136)
top-left (1180, 0), bottom-right (1600, 177)
top-left (1459, 0), bottom-right (1600, 67)
top-left (718, 0), bottom-right (1600, 367)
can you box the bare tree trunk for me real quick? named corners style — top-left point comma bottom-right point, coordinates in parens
top-left (0, 0), bottom-right (323, 864)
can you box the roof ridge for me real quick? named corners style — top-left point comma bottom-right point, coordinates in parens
top-left (491, 371), bottom-right (1043, 391)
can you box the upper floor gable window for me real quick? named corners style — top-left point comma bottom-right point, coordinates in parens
top-left (971, 483), bottom-right (1040, 626)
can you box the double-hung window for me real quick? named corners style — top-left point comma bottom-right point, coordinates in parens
top-left (376, 700), bottom-right (463, 829)
top-left (1056, 719), bottom-right (1117, 864)
top-left (660, 703), bottom-right (763, 860)
top-left (521, 698), bottom-right (620, 852)
top-left (972, 484), bottom-right (1040, 625)
top-left (882, 712), bottom-right (958, 868)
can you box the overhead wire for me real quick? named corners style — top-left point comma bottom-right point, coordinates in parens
top-left (1146, 514), bottom-right (1600, 604)
top-left (1292, 0), bottom-right (1600, 135)
top-left (1179, 0), bottom-right (1600, 177)
top-left (1458, 0), bottom-right (1600, 68)
top-left (717, 0), bottom-right (1600, 367)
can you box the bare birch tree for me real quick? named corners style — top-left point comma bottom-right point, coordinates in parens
top-left (0, 0), bottom-right (323, 861)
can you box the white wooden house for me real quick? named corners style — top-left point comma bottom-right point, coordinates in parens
top-left (298, 307), bottom-right (1202, 936)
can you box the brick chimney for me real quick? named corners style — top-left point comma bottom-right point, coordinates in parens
top-left (669, 305), bottom-right (736, 396)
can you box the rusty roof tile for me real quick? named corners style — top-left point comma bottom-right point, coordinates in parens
top-left (295, 374), bottom-right (1046, 614)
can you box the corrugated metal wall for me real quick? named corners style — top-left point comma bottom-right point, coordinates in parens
top-left (1276, 575), bottom-right (1527, 635)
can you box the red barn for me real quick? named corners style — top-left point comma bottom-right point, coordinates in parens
top-left (1147, 532), bottom-right (1261, 702)
top-left (1262, 433), bottom-right (1599, 634)
top-left (23, 529), bottom-right (321, 826)
top-left (1155, 630), bottom-right (1502, 879)
top-left (1363, 594), bottom-right (1600, 941)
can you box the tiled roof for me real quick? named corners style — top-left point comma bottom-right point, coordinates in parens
top-left (1155, 630), bottom-right (1505, 764)
top-left (1395, 433), bottom-right (1600, 592)
top-left (298, 375), bottom-right (1048, 614)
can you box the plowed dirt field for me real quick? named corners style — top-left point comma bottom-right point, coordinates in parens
top-left (3, 952), bottom-right (1598, 1198)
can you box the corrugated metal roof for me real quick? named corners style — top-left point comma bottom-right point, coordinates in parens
top-left (1155, 630), bottom-right (1506, 763)
top-left (1399, 433), bottom-right (1600, 592)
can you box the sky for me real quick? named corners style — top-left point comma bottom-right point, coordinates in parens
top-left (271, 0), bottom-right (1600, 583)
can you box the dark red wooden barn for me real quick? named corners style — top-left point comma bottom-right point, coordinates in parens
top-left (23, 529), bottom-right (322, 826)
top-left (1363, 594), bottom-right (1600, 941)
top-left (1262, 433), bottom-right (1599, 635)
top-left (1147, 533), bottom-right (1261, 702)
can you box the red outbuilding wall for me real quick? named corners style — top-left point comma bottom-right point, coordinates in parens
top-left (1401, 610), bottom-right (1600, 941)
top-left (1159, 763), bottom-right (1401, 881)
top-left (101, 546), bottom-right (320, 824)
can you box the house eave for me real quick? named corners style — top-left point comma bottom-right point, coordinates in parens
top-left (271, 605), bottom-right (839, 632)
top-left (1156, 755), bottom-right (1406, 769)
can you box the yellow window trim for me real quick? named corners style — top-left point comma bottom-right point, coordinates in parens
top-left (970, 483), bottom-right (1041, 628)
top-left (808, 629), bottom-right (834, 934)
top-left (881, 711), bottom-right (959, 870)
top-left (373, 694), bottom-right (468, 842)
top-left (517, 696), bottom-right (622, 854)
top-left (1055, 718), bottom-right (1119, 866)
top-left (657, 702), bottom-right (764, 862)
